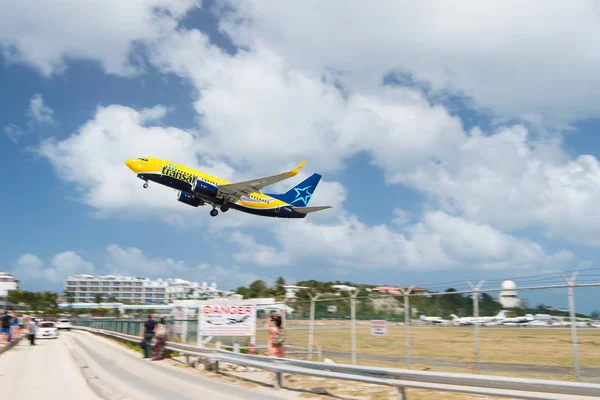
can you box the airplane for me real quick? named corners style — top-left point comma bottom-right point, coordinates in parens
top-left (418, 314), bottom-right (446, 324)
top-left (500, 314), bottom-right (534, 325)
top-left (125, 157), bottom-right (332, 218)
top-left (206, 315), bottom-right (251, 325)
top-left (450, 310), bottom-right (508, 326)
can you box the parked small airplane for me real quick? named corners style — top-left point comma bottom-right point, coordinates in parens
top-left (125, 157), bottom-right (332, 218)
top-left (451, 310), bottom-right (508, 326)
top-left (500, 314), bottom-right (535, 325)
top-left (419, 314), bottom-right (446, 324)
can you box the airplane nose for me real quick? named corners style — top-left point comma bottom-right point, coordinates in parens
top-left (125, 159), bottom-right (136, 171)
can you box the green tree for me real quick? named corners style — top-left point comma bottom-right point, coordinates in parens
top-left (440, 288), bottom-right (468, 316)
top-left (64, 291), bottom-right (75, 307)
top-left (591, 310), bottom-right (600, 319)
top-left (94, 293), bottom-right (103, 305)
top-left (271, 276), bottom-right (286, 297)
top-left (248, 280), bottom-right (269, 298)
top-left (40, 292), bottom-right (58, 309)
top-left (235, 286), bottom-right (250, 299)
top-left (7, 290), bottom-right (25, 306)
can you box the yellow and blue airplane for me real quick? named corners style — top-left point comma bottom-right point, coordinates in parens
top-left (125, 157), bottom-right (332, 218)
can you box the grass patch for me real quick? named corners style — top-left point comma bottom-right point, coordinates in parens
top-left (256, 326), bottom-right (600, 368)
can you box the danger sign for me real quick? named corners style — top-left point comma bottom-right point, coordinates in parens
top-left (198, 304), bottom-right (256, 337)
top-left (371, 320), bottom-right (387, 336)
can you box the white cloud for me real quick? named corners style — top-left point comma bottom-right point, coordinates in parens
top-left (8, 245), bottom-right (268, 291)
top-left (28, 4), bottom-right (600, 274)
top-left (38, 104), bottom-right (231, 225)
top-left (247, 211), bottom-right (574, 272)
top-left (195, 263), bottom-right (263, 289)
top-left (105, 243), bottom-right (187, 277)
top-left (230, 231), bottom-right (290, 267)
top-left (46, 251), bottom-right (95, 282)
top-left (12, 251), bottom-right (94, 284)
top-left (3, 93), bottom-right (54, 143)
top-left (28, 93), bottom-right (54, 125)
top-left (3, 124), bottom-right (24, 143)
top-left (0, 0), bottom-right (199, 76)
top-left (105, 244), bottom-right (272, 290)
top-left (150, 32), bottom-right (466, 177)
top-left (396, 125), bottom-right (600, 245)
top-left (215, 0), bottom-right (600, 125)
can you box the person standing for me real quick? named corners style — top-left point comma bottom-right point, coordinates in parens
top-left (27, 317), bottom-right (37, 345)
top-left (10, 311), bottom-right (19, 339)
top-left (1, 312), bottom-right (11, 343)
top-left (264, 314), bottom-right (285, 384)
top-left (152, 317), bottom-right (168, 360)
top-left (142, 314), bottom-right (157, 358)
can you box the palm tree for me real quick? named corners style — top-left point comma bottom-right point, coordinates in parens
top-left (64, 291), bottom-right (75, 308)
top-left (94, 293), bottom-right (103, 305)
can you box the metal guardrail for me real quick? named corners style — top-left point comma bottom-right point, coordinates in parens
top-left (72, 326), bottom-right (600, 399)
top-left (0, 334), bottom-right (25, 356)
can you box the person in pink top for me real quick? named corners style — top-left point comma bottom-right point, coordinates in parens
top-left (264, 314), bottom-right (285, 384)
top-left (265, 314), bottom-right (285, 357)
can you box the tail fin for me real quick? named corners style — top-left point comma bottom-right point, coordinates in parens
top-left (265, 173), bottom-right (322, 206)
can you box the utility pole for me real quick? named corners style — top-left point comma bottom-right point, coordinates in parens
top-left (307, 290), bottom-right (321, 360)
top-left (561, 271), bottom-right (580, 379)
top-left (347, 288), bottom-right (360, 365)
top-left (467, 280), bottom-right (485, 373)
top-left (400, 285), bottom-right (415, 368)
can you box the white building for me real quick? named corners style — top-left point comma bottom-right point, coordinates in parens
top-left (331, 284), bottom-right (357, 295)
top-left (63, 274), bottom-right (224, 305)
top-left (0, 271), bottom-right (19, 296)
top-left (498, 280), bottom-right (521, 308)
top-left (282, 284), bottom-right (308, 299)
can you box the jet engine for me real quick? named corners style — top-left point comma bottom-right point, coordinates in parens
top-left (176, 191), bottom-right (204, 207)
top-left (191, 178), bottom-right (219, 198)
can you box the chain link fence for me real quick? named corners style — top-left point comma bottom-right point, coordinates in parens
top-left (71, 273), bottom-right (600, 383)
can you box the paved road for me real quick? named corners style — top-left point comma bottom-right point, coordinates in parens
top-left (0, 335), bottom-right (101, 399)
top-left (63, 330), bottom-right (300, 400)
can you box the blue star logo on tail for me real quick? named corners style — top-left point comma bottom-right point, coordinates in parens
top-left (291, 186), bottom-right (313, 206)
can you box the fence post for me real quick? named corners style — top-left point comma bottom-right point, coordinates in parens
top-left (401, 285), bottom-right (415, 368)
top-left (467, 280), bottom-right (485, 373)
top-left (348, 288), bottom-right (359, 365)
top-left (307, 291), bottom-right (321, 360)
top-left (182, 320), bottom-right (188, 344)
top-left (561, 271), bottom-right (581, 379)
top-left (196, 307), bottom-right (204, 348)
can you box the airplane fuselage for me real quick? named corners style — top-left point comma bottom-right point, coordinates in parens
top-left (128, 158), bottom-right (309, 218)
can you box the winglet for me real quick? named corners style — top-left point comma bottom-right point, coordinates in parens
top-left (287, 160), bottom-right (306, 177)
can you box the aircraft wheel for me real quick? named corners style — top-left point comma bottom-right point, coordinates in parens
top-left (143, 182), bottom-right (148, 189)
top-left (210, 209), bottom-right (218, 217)
top-left (220, 204), bottom-right (229, 212)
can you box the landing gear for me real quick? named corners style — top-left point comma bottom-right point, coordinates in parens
top-left (143, 182), bottom-right (148, 189)
top-left (220, 204), bottom-right (230, 212)
top-left (210, 208), bottom-right (219, 217)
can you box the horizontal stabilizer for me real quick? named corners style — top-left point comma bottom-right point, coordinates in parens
top-left (293, 206), bottom-right (333, 214)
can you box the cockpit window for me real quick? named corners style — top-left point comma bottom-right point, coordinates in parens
top-left (138, 158), bottom-right (149, 161)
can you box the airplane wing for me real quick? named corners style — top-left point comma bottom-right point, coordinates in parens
top-left (291, 206), bottom-right (333, 214)
top-left (218, 160), bottom-right (306, 200)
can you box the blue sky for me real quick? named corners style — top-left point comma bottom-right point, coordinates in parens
top-left (2, 1), bottom-right (600, 314)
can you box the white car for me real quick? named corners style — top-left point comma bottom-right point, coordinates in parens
top-left (56, 319), bottom-right (72, 331)
top-left (36, 321), bottom-right (59, 339)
